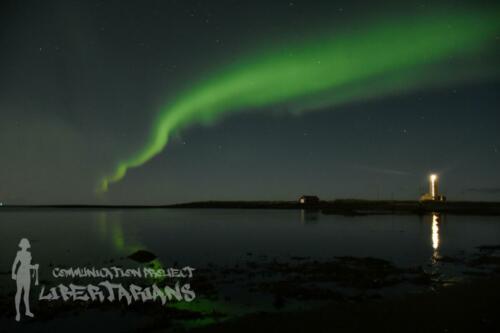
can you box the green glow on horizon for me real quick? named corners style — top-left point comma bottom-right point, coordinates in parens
top-left (98, 9), bottom-right (499, 192)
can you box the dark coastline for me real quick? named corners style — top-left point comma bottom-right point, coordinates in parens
top-left (168, 199), bottom-right (500, 215)
top-left (3, 200), bottom-right (500, 215)
top-left (195, 276), bottom-right (500, 333)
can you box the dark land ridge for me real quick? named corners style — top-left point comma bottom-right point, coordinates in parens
top-left (2, 199), bottom-right (500, 215)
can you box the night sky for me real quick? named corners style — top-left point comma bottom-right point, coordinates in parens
top-left (0, 0), bottom-right (499, 205)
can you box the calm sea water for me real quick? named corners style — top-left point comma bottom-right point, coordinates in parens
top-left (1, 208), bottom-right (499, 273)
top-left (1, 208), bottom-right (499, 331)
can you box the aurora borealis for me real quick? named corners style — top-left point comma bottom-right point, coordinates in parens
top-left (1, 0), bottom-right (500, 204)
top-left (99, 8), bottom-right (500, 192)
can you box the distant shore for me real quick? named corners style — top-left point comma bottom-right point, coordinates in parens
top-left (168, 199), bottom-right (500, 215)
top-left (2, 199), bottom-right (500, 215)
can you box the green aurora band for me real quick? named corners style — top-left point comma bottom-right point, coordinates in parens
top-left (98, 9), bottom-right (500, 192)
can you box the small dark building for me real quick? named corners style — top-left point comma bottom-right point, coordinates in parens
top-left (298, 195), bottom-right (320, 205)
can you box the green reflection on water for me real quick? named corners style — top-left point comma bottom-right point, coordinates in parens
top-left (95, 211), bottom-right (229, 328)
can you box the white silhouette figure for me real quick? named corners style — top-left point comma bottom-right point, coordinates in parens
top-left (11, 238), bottom-right (38, 322)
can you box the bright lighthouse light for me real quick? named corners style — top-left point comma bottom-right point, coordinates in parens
top-left (430, 174), bottom-right (438, 197)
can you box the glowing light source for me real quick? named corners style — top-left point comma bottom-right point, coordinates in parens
top-left (430, 174), bottom-right (437, 198)
top-left (430, 175), bottom-right (437, 199)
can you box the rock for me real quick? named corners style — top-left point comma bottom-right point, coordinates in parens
top-left (127, 250), bottom-right (157, 263)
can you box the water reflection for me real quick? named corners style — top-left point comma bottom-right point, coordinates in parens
top-left (430, 212), bottom-right (441, 265)
top-left (432, 213), bottom-right (440, 252)
top-left (300, 210), bottom-right (320, 224)
top-left (95, 212), bottom-right (166, 283)
top-left (96, 212), bottom-right (134, 254)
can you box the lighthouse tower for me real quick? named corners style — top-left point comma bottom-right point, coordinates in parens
top-left (419, 174), bottom-right (446, 202)
top-left (430, 174), bottom-right (438, 199)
